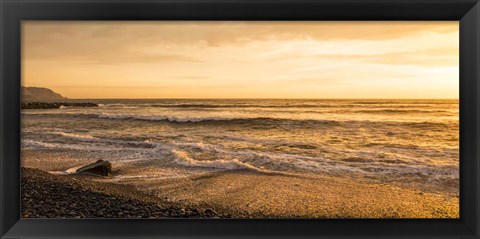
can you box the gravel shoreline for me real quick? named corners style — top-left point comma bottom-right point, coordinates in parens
top-left (21, 167), bottom-right (231, 218)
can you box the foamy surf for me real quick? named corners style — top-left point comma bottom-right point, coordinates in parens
top-left (47, 165), bottom-right (82, 175)
top-left (21, 98), bottom-right (459, 194)
top-left (56, 132), bottom-right (96, 140)
top-left (172, 149), bottom-right (264, 172)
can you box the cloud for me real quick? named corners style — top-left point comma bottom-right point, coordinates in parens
top-left (171, 76), bottom-right (210, 80)
top-left (314, 47), bottom-right (458, 67)
top-left (23, 21), bottom-right (458, 56)
top-left (92, 54), bottom-right (203, 65)
top-left (365, 47), bottom-right (458, 67)
top-left (267, 46), bottom-right (458, 68)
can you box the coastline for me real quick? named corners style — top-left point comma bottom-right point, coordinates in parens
top-left (21, 150), bottom-right (459, 219)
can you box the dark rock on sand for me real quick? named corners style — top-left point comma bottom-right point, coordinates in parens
top-left (21, 167), bottom-right (229, 218)
top-left (76, 160), bottom-right (112, 177)
top-left (21, 102), bottom-right (98, 109)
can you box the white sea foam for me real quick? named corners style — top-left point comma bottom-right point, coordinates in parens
top-left (65, 166), bottom-right (82, 173)
top-left (56, 132), bottom-right (96, 140)
top-left (22, 139), bottom-right (121, 151)
top-left (98, 113), bottom-right (248, 123)
top-left (168, 141), bottom-right (459, 180)
top-left (22, 139), bottom-right (58, 149)
top-left (47, 166), bottom-right (82, 175)
top-left (172, 149), bottom-right (262, 171)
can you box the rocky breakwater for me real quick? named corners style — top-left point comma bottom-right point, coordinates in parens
top-left (21, 102), bottom-right (98, 109)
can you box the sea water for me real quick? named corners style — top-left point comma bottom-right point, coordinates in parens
top-left (21, 99), bottom-right (459, 193)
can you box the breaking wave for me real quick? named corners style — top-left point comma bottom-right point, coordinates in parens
top-left (22, 112), bottom-right (453, 130)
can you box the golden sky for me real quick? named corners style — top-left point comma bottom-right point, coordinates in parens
top-left (22, 21), bottom-right (459, 99)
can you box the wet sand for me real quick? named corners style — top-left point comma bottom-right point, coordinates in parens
top-left (137, 170), bottom-right (459, 218)
top-left (21, 150), bottom-right (459, 218)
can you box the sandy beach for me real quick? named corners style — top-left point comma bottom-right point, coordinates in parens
top-left (140, 170), bottom-right (459, 218)
top-left (21, 150), bottom-right (459, 218)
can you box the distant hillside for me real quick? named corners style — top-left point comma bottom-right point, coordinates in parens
top-left (22, 87), bottom-right (67, 101)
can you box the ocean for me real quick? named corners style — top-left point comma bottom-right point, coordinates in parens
top-left (21, 99), bottom-right (459, 194)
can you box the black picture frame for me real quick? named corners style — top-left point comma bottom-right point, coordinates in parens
top-left (1, 0), bottom-right (479, 238)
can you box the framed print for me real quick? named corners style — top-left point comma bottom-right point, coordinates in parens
top-left (1, 0), bottom-right (479, 238)
top-left (19, 20), bottom-right (461, 219)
